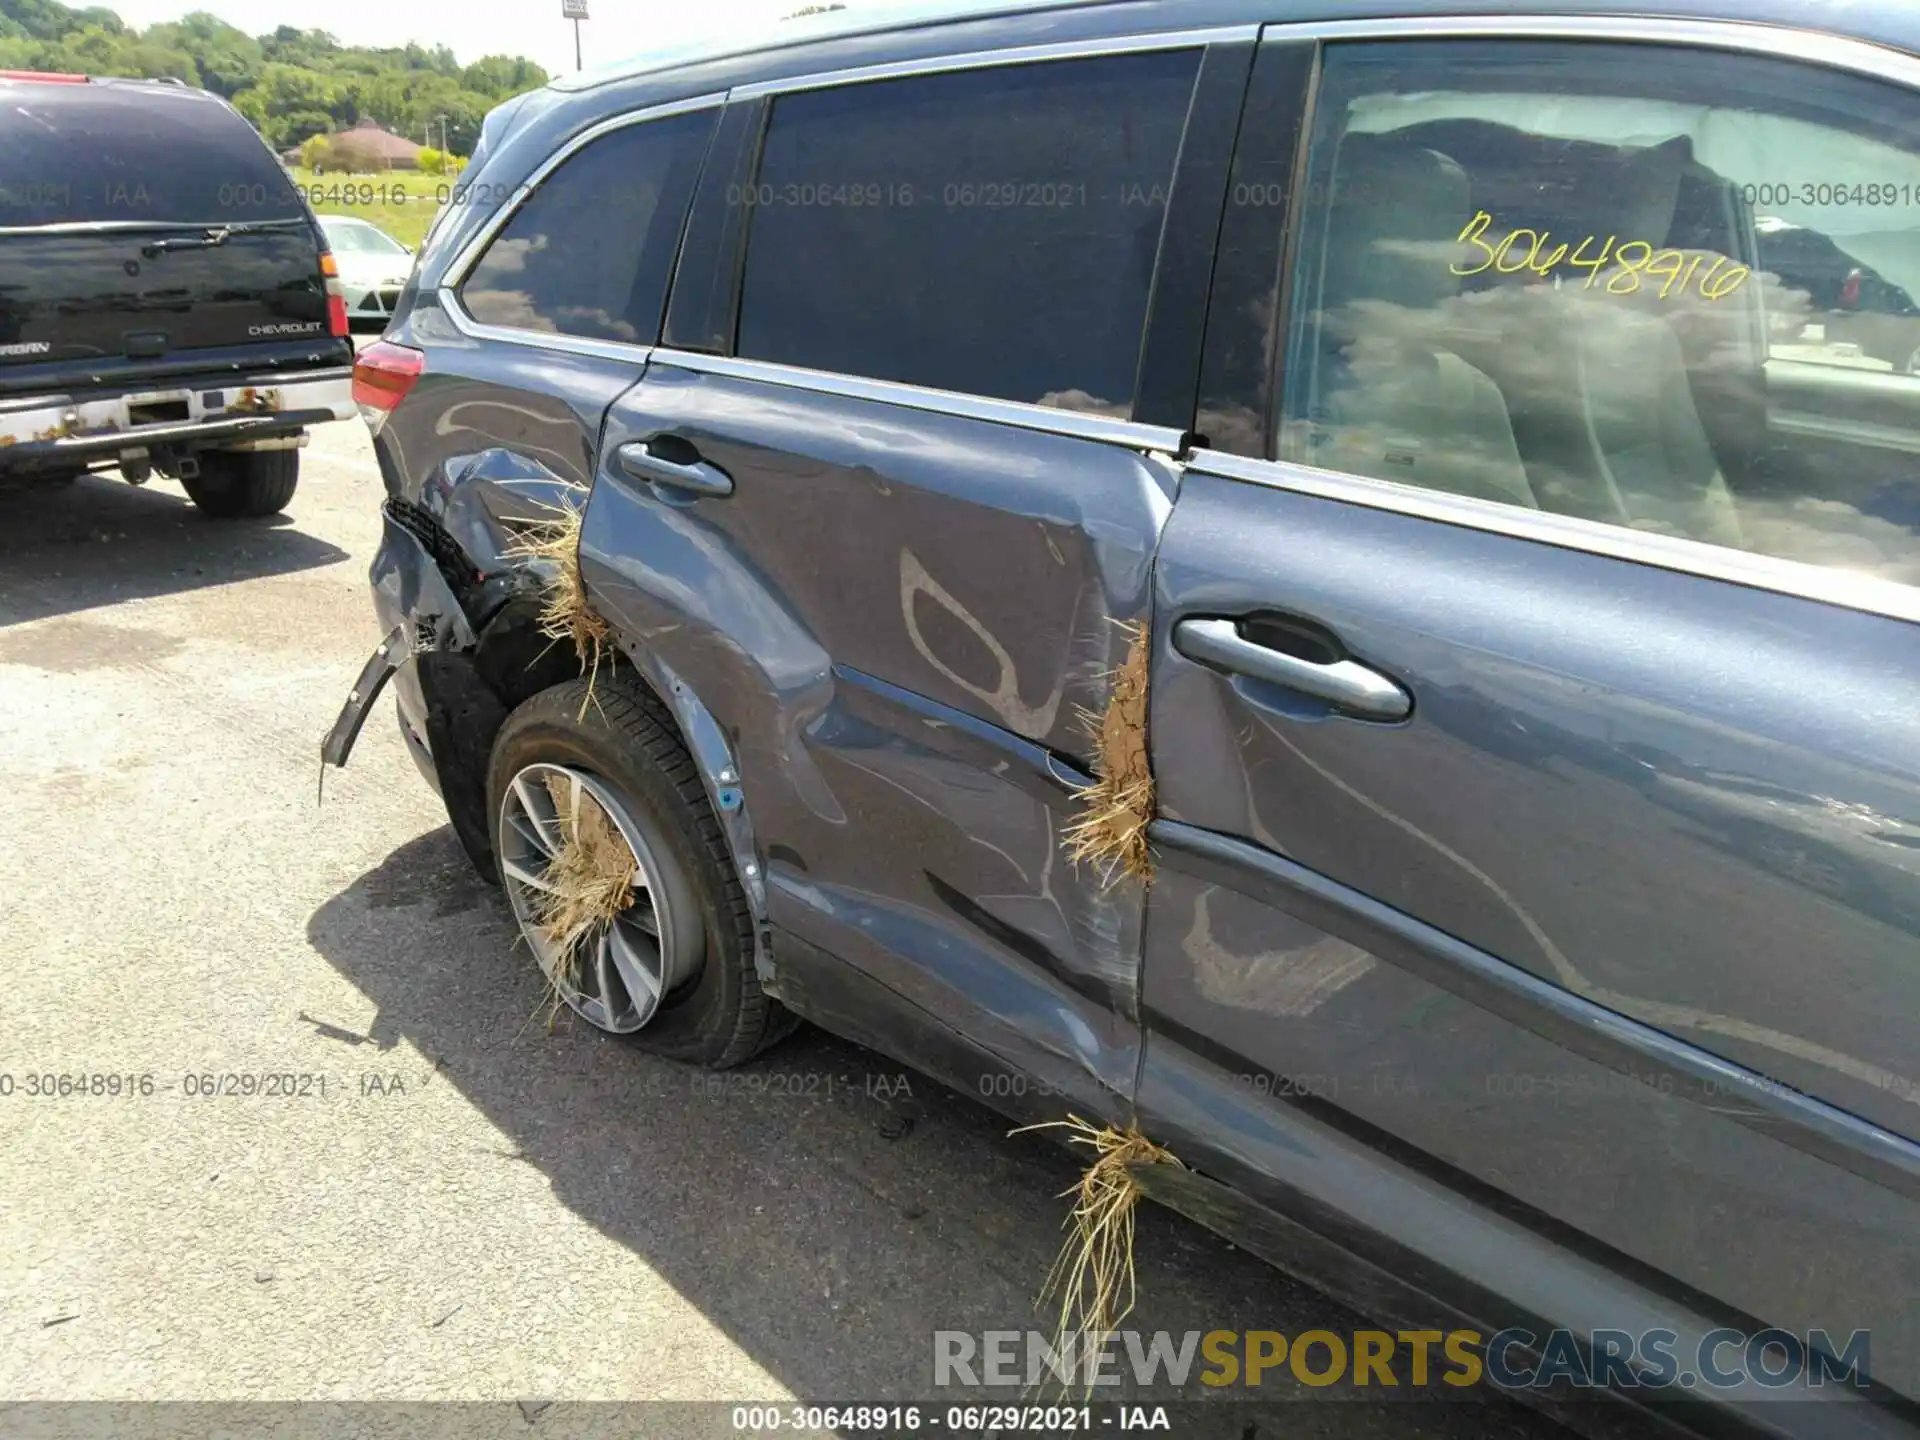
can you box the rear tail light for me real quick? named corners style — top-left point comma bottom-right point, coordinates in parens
top-left (352, 340), bottom-right (426, 433)
top-left (319, 249), bottom-right (349, 337)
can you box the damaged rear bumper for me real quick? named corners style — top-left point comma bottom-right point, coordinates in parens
top-left (320, 623), bottom-right (412, 768)
top-left (321, 506), bottom-right (478, 781)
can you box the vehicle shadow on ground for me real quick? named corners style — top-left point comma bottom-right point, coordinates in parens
top-left (304, 827), bottom-right (1562, 1439)
top-left (0, 472), bottom-right (346, 628)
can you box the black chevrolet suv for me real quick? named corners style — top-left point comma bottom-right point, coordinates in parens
top-left (0, 71), bottom-right (355, 516)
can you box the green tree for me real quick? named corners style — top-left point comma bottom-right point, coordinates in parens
top-left (62, 24), bottom-right (122, 70)
top-left (461, 54), bottom-right (546, 99)
top-left (145, 13), bottom-right (260, 96)
top-left (0, 0), bottom-right (544, 156)
top-left (126, 41), bottom-right (199, 81)
top-left (274, 107), bottom-right (334, 149)
top-left (3, 0), bottom-right (86, 40)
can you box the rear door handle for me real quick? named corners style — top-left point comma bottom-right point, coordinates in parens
top-left (614, 439), bottom-right (733, 498)
top-left (1173, 617), bottom-right (1411, 722)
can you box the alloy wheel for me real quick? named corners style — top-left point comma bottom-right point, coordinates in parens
top-left (497, 762), bottom-right (693, 1033)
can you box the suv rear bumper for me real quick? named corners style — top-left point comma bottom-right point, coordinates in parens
top-left (0, 367), bottom-right (354, 472)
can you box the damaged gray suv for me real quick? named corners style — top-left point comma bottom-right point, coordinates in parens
top-left (325, 1), bottom-right (1920, 1431)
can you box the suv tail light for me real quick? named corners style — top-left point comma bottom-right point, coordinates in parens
top-left (319, 251), bottom-right (349, 338)
top-left (353, 340), bottom-right (426, 432)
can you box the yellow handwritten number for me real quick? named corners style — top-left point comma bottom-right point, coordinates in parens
top-left (1452, 210), bottom-right (1500, 276)
top-left (1450, 213), bottom-right (1750, 301)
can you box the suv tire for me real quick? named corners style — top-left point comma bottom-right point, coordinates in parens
top-left (487, 676), bottom-right (795, 1068)
top-left (182, 449), bottom-right (300, 518)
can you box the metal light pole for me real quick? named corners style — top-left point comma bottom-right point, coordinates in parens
top-left (562, 0), bottom-right (589, 70)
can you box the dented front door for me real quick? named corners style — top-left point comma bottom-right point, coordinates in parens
top-left (578, 366), bottom-right (1176, 1111)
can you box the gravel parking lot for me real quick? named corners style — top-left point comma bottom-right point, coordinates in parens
top-left (0, 416), bottom-right (1569, 1438)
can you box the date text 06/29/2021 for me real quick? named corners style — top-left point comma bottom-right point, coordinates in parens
top-left (730, 1405), bottom-right (1172, 1432)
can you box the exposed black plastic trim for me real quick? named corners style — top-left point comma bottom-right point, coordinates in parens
top-left (1132, 38), bottom-right (1257, 434)
top-left (1191, 37), bottom-right (1316, 457)
top-left (663, 97), bottom-right (769, 356)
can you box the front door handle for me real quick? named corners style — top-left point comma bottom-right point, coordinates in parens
top-left (1173, 617), bottom-right (1411, 721)
top-left (614, 439), bottom-right (733, 498)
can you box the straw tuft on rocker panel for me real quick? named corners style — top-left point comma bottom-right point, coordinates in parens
top-left (1013, 1113), bottom-right (1182, 1393)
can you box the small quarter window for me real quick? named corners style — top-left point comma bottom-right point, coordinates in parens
top-left (1277, 41), bottom-right (1920, 586)
top-left (459, 108), bottom-right (715, 344)
top-left (735, 50), bottom-right (1202, 416)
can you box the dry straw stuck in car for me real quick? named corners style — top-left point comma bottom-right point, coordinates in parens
top-left (1063, 620), bottom-right (1156, 885)
top-left (527, 772), bottom-right (637, 1015)
top-left (505, 494), bottom-right (616, 717)
top-left (1016, 1113), bottom-right (1183, 1394)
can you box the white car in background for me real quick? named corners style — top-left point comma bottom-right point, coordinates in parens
top-left (318, 215), bottom-right (414, 329)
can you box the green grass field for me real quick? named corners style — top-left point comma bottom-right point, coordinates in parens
top-left (289, 167), bottom-right (446, 249)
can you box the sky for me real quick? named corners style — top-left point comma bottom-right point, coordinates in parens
top-left (102, 0), bottom-right (860, 89)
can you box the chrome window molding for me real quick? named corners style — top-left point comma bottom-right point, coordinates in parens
top-left (437, 289), bottom-right (657, 366)
top-left (728, 25), bottom-right (1259, 100)
top-left (1214, 12), bottom-right (1920, 626)
top-left (438, 90), bottom-right (728, 297)
top-left (1769, 408), bottom-right (1920, 458)
top-left (1261, 14), bottom-right (1920, 92)
top-left (652, 347), bottom-right (1190, 453)
top-left (1188, 450), bottom-right (1920, 627)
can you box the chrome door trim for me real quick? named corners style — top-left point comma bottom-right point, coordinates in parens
top-left (1769, 408), bottom-right (1920, 458)
top-left (1261, 14), bottom-right (1920, 91)
top-left (649, 347), bottom-right (1189, 452)
top-left (435, 288), bottom-right (659, 366)
top-left (439, 90), bottom-right (729, 297)
top-left (1187, 450), bottom-right (1920, 627)
top-left (728, 25), bottom-right (1259, 101)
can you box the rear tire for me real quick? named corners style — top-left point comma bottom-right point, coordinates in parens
top-left (182, 449), bottom-right (300, 518)
top-left (487, 676), bottom-right (794, 1068)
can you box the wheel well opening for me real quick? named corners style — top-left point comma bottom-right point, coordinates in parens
top-left (425, 595), bottom-right (680, 881)
top-left (473, 595), bottom-right (592, 713)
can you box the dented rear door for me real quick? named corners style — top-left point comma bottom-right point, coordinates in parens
top-left (578, 38), bottom-right (1253, 1115)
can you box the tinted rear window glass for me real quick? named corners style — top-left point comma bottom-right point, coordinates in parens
top-left (459, 108), bottom-right (716, 344)
top-left (735, 50), bottom-right (1201, 416)
top-left (0, 83), bottom-right (303, 226)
